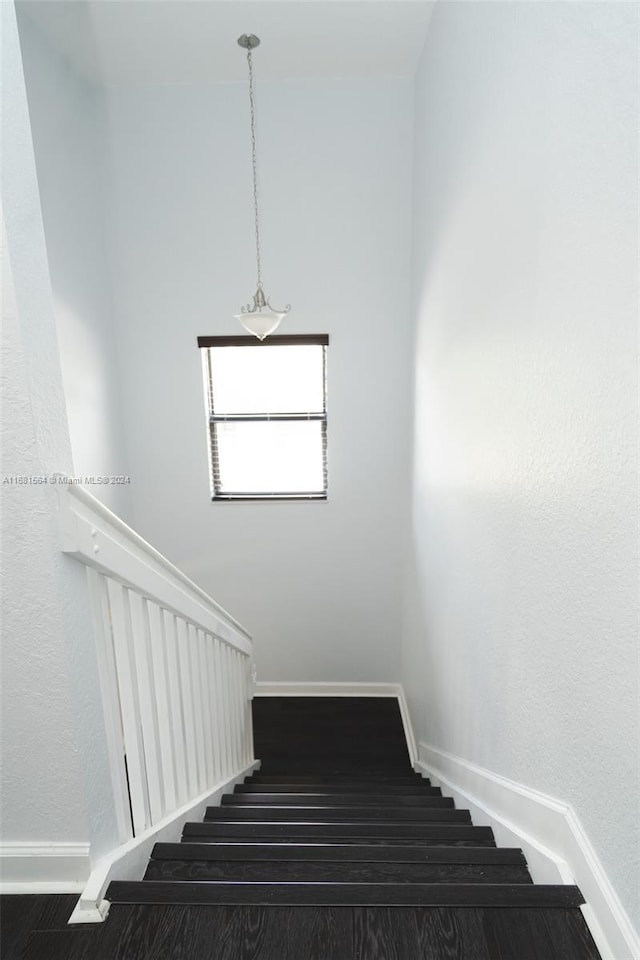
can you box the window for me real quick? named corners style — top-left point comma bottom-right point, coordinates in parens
top-left (198, 335), bottom-right (328, 501)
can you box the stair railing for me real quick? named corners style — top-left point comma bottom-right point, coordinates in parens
top-left (57, 483), bottom-right (255, 842)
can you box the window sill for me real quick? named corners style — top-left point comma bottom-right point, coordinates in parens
top-left (211, 495), bottom-right (328, 503)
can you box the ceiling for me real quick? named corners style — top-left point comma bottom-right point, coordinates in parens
top-left (19, 0), bottom-right (435, 87)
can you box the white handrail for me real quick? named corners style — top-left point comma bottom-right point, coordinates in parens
top-left (58, 482), bottom-right (251, 644)
top-left (57, 483), bottom-right (255, 844)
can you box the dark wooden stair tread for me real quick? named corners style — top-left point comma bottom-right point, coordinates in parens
top-left (143, 858), bottom-right (533, 883)
top-left (182, 821), bottom-right (496, 843)
top-left (107, 880), bottom-right (584, 907)
top-left (205, 806), bottom-right (469, 822)
top-left (244, 770), bottom-right (430, 786)
top-left (236, 782), bottom-right (440, 794)
top-left (224, 792), bottom-right (449, 805)
top-left (153, 842), bottom-right (527, 863)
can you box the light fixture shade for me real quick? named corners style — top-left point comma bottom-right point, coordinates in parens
top-left (234, 309), bottom-right (286, 341)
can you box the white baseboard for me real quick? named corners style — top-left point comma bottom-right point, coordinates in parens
top-left (68, 761), bottom-right (259, 923)
top-left (395, 685), bottom-right (417, 768)
top-left (417, 742), bottom-right (639, 960)
top-left (255, 681), bottom-right (417, 767)
top-left (0, 842), bottom-right (91, 893)
top-left (255, 681), bottom-right (400, 697)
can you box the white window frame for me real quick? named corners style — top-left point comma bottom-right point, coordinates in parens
top-left (198, 334), bottom-right (329, 501)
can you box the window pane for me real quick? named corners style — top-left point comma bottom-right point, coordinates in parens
top-left (214, 420), bottom-right (326, 495)
top-left (210, 345), bottom-right (325, 415)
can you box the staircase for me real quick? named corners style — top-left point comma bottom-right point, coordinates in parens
top-left (104, 697), bottom-right (602, 959)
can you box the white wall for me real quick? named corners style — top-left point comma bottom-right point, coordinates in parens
top-left (1, 2), bottom-right (121, 879)
top-left (103, 77), bottom-right (414, 682)
top-left (16, 11), bottom-right (132, 522)
top-left (403, 0), bottom-right (638, 932)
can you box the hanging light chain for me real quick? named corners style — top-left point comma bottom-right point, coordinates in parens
top-left (234, 33), bottom-right (290, 332)
top-left (246, 45), bottom-right (263, 294)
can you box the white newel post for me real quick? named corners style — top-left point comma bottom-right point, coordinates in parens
top-left (57, 483), bottom-right (258, 922)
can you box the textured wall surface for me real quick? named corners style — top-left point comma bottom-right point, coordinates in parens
top-left (103, 78), bottom-right (414, 682)
top-left (402, 1), bottom-right (639, 929)
top-left (16, 12), bottom-right (132, 522)
top-left (2, 2), bottom-right (120, 866)
top-left (1, 227), bottom-right (89, 846)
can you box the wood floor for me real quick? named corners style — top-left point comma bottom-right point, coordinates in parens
top-left (2, 897), bottom-right (601, 960)
top-left (0, 697), bottom-right (602, 959)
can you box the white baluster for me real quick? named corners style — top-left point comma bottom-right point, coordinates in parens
top-left (162, 611), bottom-right (188, 805)
top-left (211, 636), bottom-right (226, 781)
top-left (147, 603), bottom-right (177, 813)
top-left (198, 631), bottom-right (215, 788)
top-left (106, 580), bottom-right (150, 835)
top-left (187, 622), bottom-right (206, 791)
top-left (229, 647), bottom-right (241, 772)
top-left (237, 654), bottom-right (245, 766)
top-left (86, 569), bottom-right (132, 843)
top-left (221, 642), bottom-right (233, 778)
top-left (175, 617), bottom-right (198, 795)
top-left (244, 655), bottom-right (254, 767)
top-left (230, 645), bottom-right (240, 773)
top-left (128, 593), bottom-right (164, 825)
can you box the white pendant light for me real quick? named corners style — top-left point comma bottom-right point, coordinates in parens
top-left (234, 34), bottom-right (290, 340)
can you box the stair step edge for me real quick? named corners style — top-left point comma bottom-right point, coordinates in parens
top-left (106, 880), bottom-right (584, 908)
top-left (204, 809), bottom-right (471, 822)
top-left (222, 794), bottom-right (452, 805)
top-left (152, 842), bottom-right (527, 863)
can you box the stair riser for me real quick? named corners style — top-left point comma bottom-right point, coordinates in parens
top-left (183, 823), bottom-right (495, 842)
top-left (225, 793), bottom-right (450, 806)
top-left (236, 783), bottom-right (440, 795)
top-left (204, 808), bottom-right (470, 822)
top-left (246, 776), bottom-right (427, 785)
top-left (143, 859), bottom-right (533, 884)
top-left (181, 836), bottom-right (497, 847)
top-left (153, 842), bottom-right (527, 864)
top-left (107, 881), bottom-right (585, 908)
